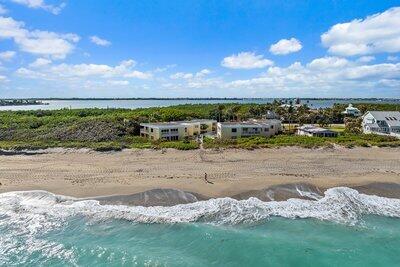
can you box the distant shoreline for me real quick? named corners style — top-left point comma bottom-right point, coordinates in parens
top-left (1, 97), bottom-right (400, 101)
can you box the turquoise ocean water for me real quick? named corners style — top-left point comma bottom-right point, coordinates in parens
top-left (1, 188), bottom-right (400, 266)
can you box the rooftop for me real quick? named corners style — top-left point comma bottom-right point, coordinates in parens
top-left (218, 120), bottom-right (278, 127)
top-left (140, 119), bottom-right (217, 128)
top-left (367, 111), bottom-right (400, 127)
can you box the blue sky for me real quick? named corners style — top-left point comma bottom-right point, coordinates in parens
top-left (0, 0), bottom-right (400, 98)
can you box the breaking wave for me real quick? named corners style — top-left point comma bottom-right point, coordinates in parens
top-left (1, 187), bottom-right (400, 226)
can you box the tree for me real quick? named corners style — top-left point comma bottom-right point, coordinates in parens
top-left (344, 117), bottom-right (362, 134)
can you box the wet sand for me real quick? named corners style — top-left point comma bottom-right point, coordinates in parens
top-left (0, 147), bottom-right (400, 204)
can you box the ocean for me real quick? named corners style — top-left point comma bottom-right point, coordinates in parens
top-left (0, 98), bottom-right (399, 111)
top-left (1, 187), bottom-right (400, 266)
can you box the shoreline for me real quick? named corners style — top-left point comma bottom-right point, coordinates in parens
top-left (1, 147), bottom-right (400, 203)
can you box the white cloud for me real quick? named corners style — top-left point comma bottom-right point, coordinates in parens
top-left (357, 56), bottom-right (375, 63)
top-left (16, 59), bottom-right (152, 80)
top-left (0, 4), bottom-right (8, 15)
top-left (0, 75), bottom-right (7, 82)
top-left (322, 7), bottom-right (400, 56)
top-left (10, 0), bottom-right (65, 15)
top-left (29, 58), bottom-right (52, 68)
top-left (269, 38), bottom-right (302, 55)
top-left (170, 72), bottom-right (193, 79)
top-left (227, 58), bottom-right (400, 94)
top-left (170, 69), bottom-right (211, 80)
top-left (308, 56), bottom-right (349, 69)
top-left (0, 16), bottom-right (79, 59)
top-left (195, 69), bottom-right (211, 77)
top-left (0, 50), bottom-right (16, 61)
top-left (221, 52), bottom-right (273, 69)
top-left (124, 70), bottom-right (152, 79)
top-left (107, 80), bottom-right (129, 86)
top-left (90, 35), bottom-right (111, 46)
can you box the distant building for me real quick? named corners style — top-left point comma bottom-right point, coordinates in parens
top-left (342, 104), bottom-right (361, 117)
top-left (297, 125), bottom-right (338, 137)
top-left (362, 111), bottom-right (400, 138)
top-left (140, 119), bottom-right (216, 141)
top-left (217, 119), bottom-right (282, 139)
top-left (264, 110), bottom-right (281, 120)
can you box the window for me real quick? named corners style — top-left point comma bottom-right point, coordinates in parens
top-left (271, 125), bottom-right (274, 129)
top-left (231, 128), bottom-right (237, 133)
top-left (264, 128), bottom-right (269, 132)
top-left (161, 129), bottom-right (169, 133)
top-left (185, 127), bottom-right (187, 132)
top-left (171, 128), bottom-right (178, 133)
top-left (151, 128), bottom-right (153, 133)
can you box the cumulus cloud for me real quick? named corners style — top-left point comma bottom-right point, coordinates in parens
top-left (125, 70), bottom-right (152, 79)
top-left (10, 0), bottom-right (65, 15)
top-left (0, 16), bottom-right (79, 59)
top-left (221, 52), bottom-right (273, 69)
top-left (16, 59), bottom-right (152, 81)
top-left (170, 69), bottom-right (211, 80)
top-left (322, 7), bottom-right (400, 56)
top-left (161, 56), bottom-right (400, 96)
top-left (90, 35), bottom-right (111, 46)
top-left (29, 58), bottom-right (52, 68)
top-left (0, 50), bottom-right (16, 61)
top-left (170, 72), bottom-right (193, 79)
top-left (308, 56), bottom-right (349, 69)
top-left (107, 80), bottom-right (129, 86)
top-left (195, 69), bottom-right (211, 77)
top-left (227, 58), bottom-right (400, 94)
top-left (269, 38), bottom-right (302, 55)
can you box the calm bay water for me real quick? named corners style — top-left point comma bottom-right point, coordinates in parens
top-left (0, 98), bottom-right (399, 111)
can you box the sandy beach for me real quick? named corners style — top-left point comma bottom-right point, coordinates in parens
top-left (0, 147), bottom-right (400, 202)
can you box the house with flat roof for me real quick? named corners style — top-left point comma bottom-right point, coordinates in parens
top-left (362, 111), bottom-right (400, 138)
top-left (140, 119), bottom-right (216, 141)
top-left (342, 104), bottom-right (361, 117)
top-left (217, 119), bottom-right (282, 139)
top-left (297, 125), bottom-right (338, 137)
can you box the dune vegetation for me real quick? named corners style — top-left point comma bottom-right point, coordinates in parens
top-left (0, 102), bottom-right (399, 151)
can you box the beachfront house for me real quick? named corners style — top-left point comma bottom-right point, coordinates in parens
top-left (342, 104), bottom-right (361, 117)
top-left (297, 125), bottom-right (338, 137)
top-left (362, 111), bottom-right (400, 138)
top-left (140, 119), bottom-right (217, 141)
top-left (217, 119), bottom-right (282, 139)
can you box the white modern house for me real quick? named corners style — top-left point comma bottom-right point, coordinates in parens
top-left (342, 104), bottom-right (361, 117)
top-left (297, 125), bottom-right (338, 137)
top-left (140, 119), bottom-right (217, 141)
top-left (217, 119), bottom-right (282, 139)
top-left (362, 111), bottom-right (400, 138)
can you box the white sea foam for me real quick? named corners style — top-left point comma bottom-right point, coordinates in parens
top-left (1, 187), bottom-right (400, 225)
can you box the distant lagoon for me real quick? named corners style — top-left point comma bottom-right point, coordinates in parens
top-left (0, 98), bottom-right (399, 111)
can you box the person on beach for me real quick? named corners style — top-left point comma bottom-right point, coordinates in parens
top-left (204, 173), bottom-right (213, 184)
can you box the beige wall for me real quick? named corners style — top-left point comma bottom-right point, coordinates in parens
top-left (217, 120), bottom-right (282, 139)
